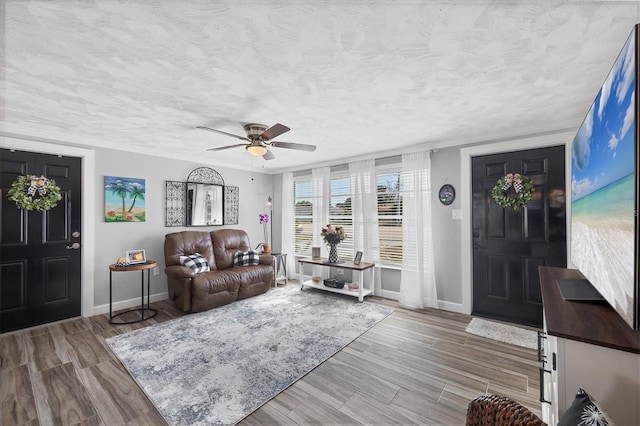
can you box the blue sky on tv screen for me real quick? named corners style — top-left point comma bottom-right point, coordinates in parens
top-left (572, 29), bottom-right (636, 201)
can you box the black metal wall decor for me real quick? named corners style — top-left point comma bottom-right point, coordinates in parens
top-left (224, 186), bottom-right (239, 225)
top-left (165, 180), bottom-right (186, 226)
top-left (186, 167), bottom-right (224, 185)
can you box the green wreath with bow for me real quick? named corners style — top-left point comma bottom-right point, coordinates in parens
top-left (8, 175), bottom-right (62, 211)
top-left (491, 173), bottom-right (534, 210)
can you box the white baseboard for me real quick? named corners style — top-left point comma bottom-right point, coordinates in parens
top-left (377, 289), bottom-right (466, 314)
top-left (377, 289), bottom-right (400, 300)
top-left (93, 292), bottom-right (169, 316)
top-left (437, 299), bottom-right (467, 314)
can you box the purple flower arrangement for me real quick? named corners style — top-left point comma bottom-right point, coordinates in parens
top-left (259, 213), bottom-right (270, 244)
top-left (321, 224), bottom-right (345, 245)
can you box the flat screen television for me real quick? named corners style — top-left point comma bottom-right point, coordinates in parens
top-left (569, 24), bottom-right (639, 330)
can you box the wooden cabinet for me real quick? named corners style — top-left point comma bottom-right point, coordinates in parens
top-left (539, 267), bottom-right (640, 425)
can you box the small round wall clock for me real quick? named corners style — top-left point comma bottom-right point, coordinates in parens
top-left (438, 184), bottom-right (456, 205)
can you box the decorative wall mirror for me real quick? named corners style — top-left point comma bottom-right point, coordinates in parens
top-left (165, 167), bottom-right (239, 227)
top-left (186, 183), bottom-right (223, 226)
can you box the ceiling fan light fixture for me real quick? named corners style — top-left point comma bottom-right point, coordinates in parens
top-left (243, 124), bottom-right (268, 138)
top-left (246, 145), bottom-right (268, 156)
top-left (198, 122), bottom-right (315, 159)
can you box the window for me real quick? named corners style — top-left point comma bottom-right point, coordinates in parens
top-left (329, 174), bottom-right (353, 260)
top-left (377, 169), bottom-right (402, 265)
top-left (293, 177), bottom-right (313, 256)
top-left (291, 164), bottom-right (403, 266)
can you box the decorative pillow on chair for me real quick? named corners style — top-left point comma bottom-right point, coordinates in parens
top-left (558, 388), bottom-right (611, 426)
top-left (233, 250), bottom-right (260, 267)
top-left (179, 253), bottom-right (210, 273)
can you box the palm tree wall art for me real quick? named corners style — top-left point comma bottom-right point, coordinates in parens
top-left (104, 176), bottom-right (146, 222)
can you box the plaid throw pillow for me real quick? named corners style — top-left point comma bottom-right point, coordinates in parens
top-left (233, 250), bottom-right (260, 267)
top-left (179, 253), bottom-right (210, 273)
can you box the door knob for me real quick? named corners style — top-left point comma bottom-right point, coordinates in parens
top-left (66, 242), bottom-right (80, 250)
top-left (72, 231), bottom-right (81, 238)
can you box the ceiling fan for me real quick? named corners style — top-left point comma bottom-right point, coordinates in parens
top-left (197, 123), bottom-right (316, 160)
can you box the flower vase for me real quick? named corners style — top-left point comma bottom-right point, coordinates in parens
top-left (328, 243), bottom-right (338, 263)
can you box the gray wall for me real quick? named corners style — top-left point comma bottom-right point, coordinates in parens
top-left (431, 147), bottom-right (463, 304)
top-left (94, 148), bottom-right (273, 307)
top-left (271, 174), bottom-right (283, 253)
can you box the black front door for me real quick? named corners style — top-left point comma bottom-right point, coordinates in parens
top-left (472, 145), bottom-right (566, 328)
top-left (1, 149), bottom-right (82, 333)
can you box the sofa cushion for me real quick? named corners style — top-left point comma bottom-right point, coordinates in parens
top-left (236, 264), bottom-right (274, 300)
top-left (165, 231), bottom-right (216, 270)
top-left (191, 270), bottom-right (242, 312)
top-left (211, 229), bottom-right (252, 269)
top-left (233, 250), bottom-right (260, 267)
top-left (180, 253), bottom-right (210, 273)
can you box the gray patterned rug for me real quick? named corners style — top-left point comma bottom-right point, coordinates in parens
top-left (106, 286), bottom-right (393, 425)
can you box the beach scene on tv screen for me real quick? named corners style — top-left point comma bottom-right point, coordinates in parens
top-left (571, 28), bottom-right (636, 328)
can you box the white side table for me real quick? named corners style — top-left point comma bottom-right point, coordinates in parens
top-left (297, 257), bottom-right (375, 302)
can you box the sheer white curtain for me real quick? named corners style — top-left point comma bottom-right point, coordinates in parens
top-left (312, 167), bottom-right (330, 277)
top-left (349, 160), bottom-right (381, 291)
top-left (399, 151), bottom-right (437, 309)
top-left (281, 172), bottom-right (295, 279)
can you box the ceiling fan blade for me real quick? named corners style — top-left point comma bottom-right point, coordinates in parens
top-left (270, 141), bottom-right (317, 152)
top-left (262, 150), bottom-right (276, 160)
top-left (207, 143), bottom-right (248, 151)
top-left (261, 123), bottom-right (290, 141)
top-left (197, 126), bottom-right (249, 141)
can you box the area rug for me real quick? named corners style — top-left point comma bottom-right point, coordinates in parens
top-left (465, 318), bottom-right (537, 349)
top-left (106, 286), bottom-right (393, 425)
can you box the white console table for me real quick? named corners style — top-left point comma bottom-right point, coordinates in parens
top-left (297, 257), bottom-right (375, 302)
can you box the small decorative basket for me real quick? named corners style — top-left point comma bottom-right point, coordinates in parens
top-left (323, 278), bottom-right (345, 289)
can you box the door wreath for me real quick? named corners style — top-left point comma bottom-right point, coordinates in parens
top-left (8, 175), bottom-right (62, 211)
top-left (491, 173), bottom-right (534, 210)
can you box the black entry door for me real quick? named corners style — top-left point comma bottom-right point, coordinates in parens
top-left (472, 145), bottom-right (566, 328)
top-left (1, 149), bottom-right (82, 333)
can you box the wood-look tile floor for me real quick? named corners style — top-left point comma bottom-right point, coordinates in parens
top-left (0, 284), bottom-right (542, 425)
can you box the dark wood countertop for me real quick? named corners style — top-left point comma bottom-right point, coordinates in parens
top-left (539, 266), bottom-right (640, 354)
top-left (297, 257), bottom-right (375, 271)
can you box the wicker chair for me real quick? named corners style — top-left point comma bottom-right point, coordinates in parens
top-left (466, 394), bottom-right (545, 426)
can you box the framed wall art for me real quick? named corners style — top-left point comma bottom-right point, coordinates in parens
top-left (105, 176), bottom-right (146, 222)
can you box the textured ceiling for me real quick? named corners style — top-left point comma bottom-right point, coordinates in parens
top-left (2, 1), bottom-right (639, 172)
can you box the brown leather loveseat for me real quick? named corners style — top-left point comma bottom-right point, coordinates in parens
top-left (164, 229), bottom-right (274, 312)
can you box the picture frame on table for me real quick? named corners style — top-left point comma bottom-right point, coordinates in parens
top-left (126, 249), bottom-right (146, 264)
top-left (353, 251), bottom-right (363, 265)
top-left (312, 246), bottom-right (321, 259)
